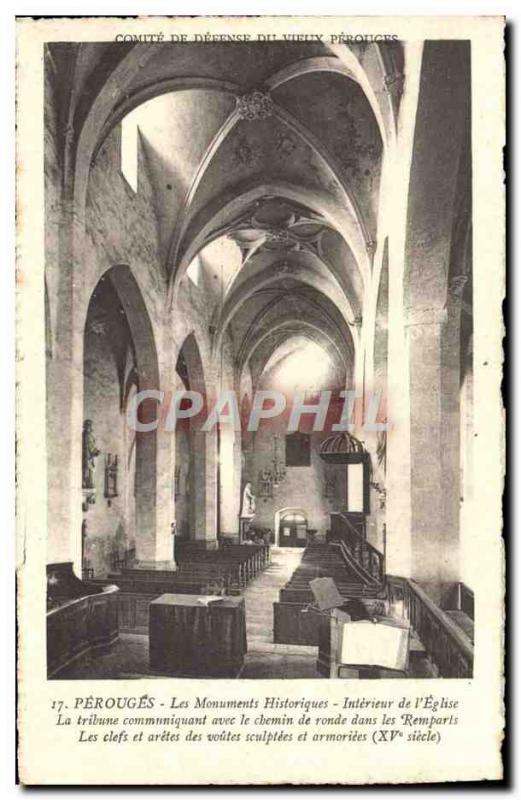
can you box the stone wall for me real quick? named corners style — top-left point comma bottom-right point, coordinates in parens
top-left (83, 321), bottom-right (132, 576)
top-left (246, 422), bottom-right (346, 542)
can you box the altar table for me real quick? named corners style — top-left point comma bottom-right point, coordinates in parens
top-left (149, 593), bottom-right (247, 677)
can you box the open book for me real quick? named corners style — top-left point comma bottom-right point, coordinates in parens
top-left (339, 619), bottom-right (409, 672)
top-left (196, 596), bottom-right (226, 607)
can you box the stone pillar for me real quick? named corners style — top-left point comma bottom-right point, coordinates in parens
top-left (47, 354), bottom-right (83, 571)
top-left (407, 307), bottom-right (460, 601)
top-left (440, 306), bottom-right (462, 589)
top-left (233, 436), bottom-right (243, 541)
top-left (46, 273), bottom-right (84, 576)
top-left (133, 424), bottom-right (176, 570)
top-left (191, 430), bottom-right (218, 548)
top-left (383, 304), bottom-right (412, 580)
top-left (130, 337), bottom-right (177, 570)
top-left (384, 375), bottom-right (411, 578)
top-left (44, 131), bottom-right (78, 572)
top-left (218, 427), bottom-right (241, 541)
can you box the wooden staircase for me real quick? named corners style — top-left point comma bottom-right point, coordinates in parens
top-left (328, 511), bottom-right (384, 589)
top-left (274, 513), bottom-right (474, 678)
top-left (273, 539), bottom-right (384, 646)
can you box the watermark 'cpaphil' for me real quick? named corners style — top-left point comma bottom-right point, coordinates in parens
top-left (126, 388), bottom-right (389, 434)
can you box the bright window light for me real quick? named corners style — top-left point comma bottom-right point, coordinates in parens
top-left (263, 339), bottom-right (333, 393)
top-left (186, 256), bottom-right (200, 286)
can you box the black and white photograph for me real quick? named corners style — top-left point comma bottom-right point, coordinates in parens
top-left (14, 13), bottom-right (504, 785)
top-left (43, 35), bottom-right (475, 681)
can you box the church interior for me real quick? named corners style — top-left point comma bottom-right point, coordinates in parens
top-left (45, 39), bottom-right (474, 679)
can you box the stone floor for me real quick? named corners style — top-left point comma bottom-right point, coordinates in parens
top-left (239, 547), bottom-right (321, 678)
top-left (55, 632), bottom-right (151, 679)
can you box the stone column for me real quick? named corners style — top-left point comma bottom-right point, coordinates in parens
top-left (440, 305), bottom-right (463, 588)
top-left (131, 342), bottom-right (177, 570)
top-left (383, 302), bottom-right (412, 580)
top-left (191, 429), bottom-right (218, 548)
top-left (46, 346), bottom-right (84, 573)
top-left (46, 220), bottom-right (85, 575)
top-left (218, 427), bottom-right (241, 541)
top-left (406, 307), bottom-right (460, 602)
top-left (133, 424), bottom-right (176, 569)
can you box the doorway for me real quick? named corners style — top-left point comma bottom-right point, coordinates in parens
top-left (278, 511), bottom-right (308, 548)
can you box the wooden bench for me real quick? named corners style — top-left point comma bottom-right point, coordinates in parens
top-left (177, 558), bottom-right (246, 590)
top-left (97, 571), bottom-right (226, 597)
top-left (176, 543), bottom-right (270, 588)
top-left (176, 563), bottom-right (237, 594)
top-left (273, 601), bottom-right (322, 646)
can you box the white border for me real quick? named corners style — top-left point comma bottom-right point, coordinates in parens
top-left (3, 1), bottom-right (516, 797)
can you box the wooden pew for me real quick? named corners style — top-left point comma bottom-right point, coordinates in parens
top-left (95, 571), bottom-right (226, 596)
top-left (176, 563), bottom-right (237, 594)
top-left (273, 601), bottom-right (322, 646)
top-left (90, 571), bottom-right (227, 636)
top-left (175, 543), bottom-right (270, 589)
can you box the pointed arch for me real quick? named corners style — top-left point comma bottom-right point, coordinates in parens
top-left (83, 265), bottom-right (160, 571)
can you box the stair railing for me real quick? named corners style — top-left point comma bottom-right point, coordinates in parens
top-left (329, 512), bottom-right (384, 586)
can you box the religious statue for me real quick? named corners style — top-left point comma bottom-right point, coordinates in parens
top-left (82, 419), bottom-right (100, 490)
top-left (240, 481), bottom-right (256, 518)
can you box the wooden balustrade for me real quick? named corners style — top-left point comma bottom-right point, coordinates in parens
top-left (47, 584), bottom-right (119, 677)
top-left (387, 576), bottom-right (474, 678)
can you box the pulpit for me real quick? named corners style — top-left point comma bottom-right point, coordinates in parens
top-left (149, 593), bottom-right (247, 677)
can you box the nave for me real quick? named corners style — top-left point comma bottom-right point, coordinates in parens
top-left (53, 547), bottom-right (455, 680)
top-left (44, 37), bottom-right (476, 680)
